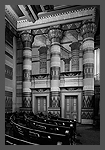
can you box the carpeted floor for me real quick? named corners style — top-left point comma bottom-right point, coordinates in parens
top-left (75, 123), bottom-right (100, 145)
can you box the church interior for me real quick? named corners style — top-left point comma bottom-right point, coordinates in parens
top-left (5, 5), bottom-right (100, 145)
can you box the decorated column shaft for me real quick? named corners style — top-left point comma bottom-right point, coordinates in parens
top-left (38, 46), bottom-right (47, 73)
top-left (80, 21), bottom-right (96, 124)
top-left (20, 30), bottom-right (34, 111)
top-left (71, 42), bottom-right (80, 71)
top-left (48, 25), bottom-right (62, 108)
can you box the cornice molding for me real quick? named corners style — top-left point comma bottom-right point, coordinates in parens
top-left (5, 5), bottom-right (17, 29)
top-left (17, 6), bottom-right (96, 31)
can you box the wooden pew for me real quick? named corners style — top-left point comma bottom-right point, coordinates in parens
top-left (25, 114), bottom-right (76, 144)
top-left (25, 113), bottom-right (76, 135)
top-left (35, 112), bottom-right (77, 132)
top-left (5, 112), bottom-right (13, 123)
top-left (25, 115), bottom-right (71, 134)
top-left (10, 115), bottom-right (70, 145)
top-left (5, 134), bottom-right (38, 145)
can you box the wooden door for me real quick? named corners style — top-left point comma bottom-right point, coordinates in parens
top-left (36, 96), bottom-right (47, 114)
top-left (65, 96), bottom-right (78, 120)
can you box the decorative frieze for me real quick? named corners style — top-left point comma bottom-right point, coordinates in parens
top-left (83, 63), bottom-right (94, 78)
top-left (31, 74), bottom-right (50, 80)
top-left (33, 88), bottom-right (50, 93)
top-left (23, 92), bottom-right (32, 108)
top-left (50, 91), bottom-right (60, 107)
top-left (61, 87), bottom-right (82, 91)
top-left (60, 71), bottom-right (82, 78)
top-left (81, 109), bottom-right (94, 119)
top-left (23, 69), bottom-right (31, 81)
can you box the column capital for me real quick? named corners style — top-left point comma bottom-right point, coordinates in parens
top-left (20, 30), bottom-right (35, 43)
top-left (48, 25), bottom-right (63, 43)
top-left (80, 21), bottom-right (97, 38)
top-left (70, 42), bottom-right (81, 50)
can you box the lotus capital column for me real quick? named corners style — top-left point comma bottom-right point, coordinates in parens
top-left (20, 30), bottom-right (35, 112)
top-left (48, 25), bottom-right (63, 115)
top-left (80, 21), bottom-right (97, 124)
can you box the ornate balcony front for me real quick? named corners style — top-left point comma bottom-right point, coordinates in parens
top-left (60, 71), bottom-right (83, 88)
top-left (31, 71), bottom-right (83, 89)
top-left (31, 73), bottom-right (50, 89)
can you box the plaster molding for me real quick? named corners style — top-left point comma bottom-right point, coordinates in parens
top-left (5, 5), bottom-right (17, 29)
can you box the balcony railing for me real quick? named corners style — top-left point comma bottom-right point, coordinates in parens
top-left (31, 71), bottom-right (83, 89)
top-left (31, 73), bottom-right (50, 89)
top-left (60, 71), bottom-right (83, 87)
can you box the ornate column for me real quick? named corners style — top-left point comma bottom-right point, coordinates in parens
top-left (48, 25), bottom-right (63, 116)
top-left (38, 46), bottom-right (47, 73)
top-left (63, 58), bottom-right (70, 72)
top-left (80, 21), bottom-right (96, 124)
top-left (70, 42), bottom-right (81, 71)
top-left (20, 30), bottom-right (35, 112)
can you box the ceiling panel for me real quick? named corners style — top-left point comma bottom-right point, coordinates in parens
top-left (10, 5), bottom-right (24, 17)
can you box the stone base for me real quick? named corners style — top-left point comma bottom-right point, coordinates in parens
top-left (48, 107), bottom-right (61, 117)
top-left (82, 119), bottom-right (93, 124)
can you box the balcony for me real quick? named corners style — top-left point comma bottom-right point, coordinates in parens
top-left (31, 71), bottom-right (83, 89)
top-left (60, 71), bottom-right (83, 87)
top-left (31, 73), bottom-right (50, 89)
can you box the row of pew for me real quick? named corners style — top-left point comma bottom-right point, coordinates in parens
top-left (5, 134), bottom-right (39, 145)
top-left (5, 112), bottom-right (77, 145)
